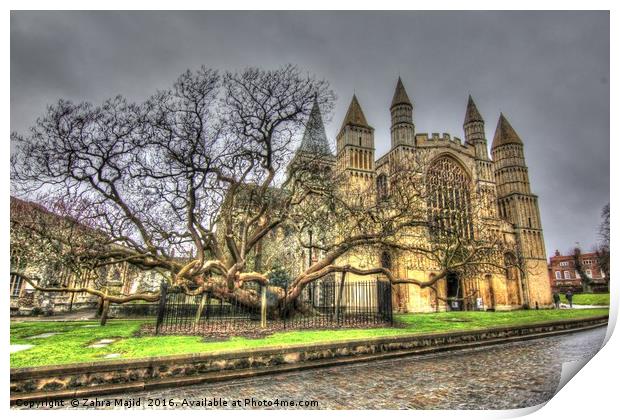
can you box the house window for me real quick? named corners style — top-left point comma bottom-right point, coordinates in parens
top-left (564, 271), bottom-right (571, 279)
top-left (586, 269), bottom-right (593, 277)
top-left (559, 261), bottom-right (569, 267)
top-left (555, 271), bottom-right (562, 280)
top-left (10, 273), bottom-right (24, 297)
top-left (583, 259), bottom-right (593, 265)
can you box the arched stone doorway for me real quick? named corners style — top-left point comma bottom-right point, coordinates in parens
top-left (446, 271), bottom-right (462, 311)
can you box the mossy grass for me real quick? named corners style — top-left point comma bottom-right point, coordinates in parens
top-left (10, 308), bottom-right (608, 368)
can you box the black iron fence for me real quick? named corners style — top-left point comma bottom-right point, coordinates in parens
top-left (155, 278), bottom-right (392, 335)
top-left (281, 278), bottom-right (393, 330)
top-left (155, 284), bottom-right (261, 335)
top-left (109, 302), bottom-right (160, 318)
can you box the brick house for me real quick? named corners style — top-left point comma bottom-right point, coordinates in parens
top-left (548, 249), bottom-right (608, 293)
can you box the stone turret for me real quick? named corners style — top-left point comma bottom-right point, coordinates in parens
top-left (462, 95), bottom-right (498, 219)
top-left (336, 95), bottom-right (375, 174)
top-left (463, 95), bottom-right (487, 160)
top-left (390, 77), bottom-right (415, 149)
top-left (492, 114), bottom-right (529, 196)
top-left (492, 113), bottom-right (550, 307)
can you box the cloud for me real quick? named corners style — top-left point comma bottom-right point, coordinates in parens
top-left (10, 11), bottom-right (610, 255)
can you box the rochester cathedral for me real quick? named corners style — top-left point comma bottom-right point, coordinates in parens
top-left (295, 78), bottom-right (553, 312)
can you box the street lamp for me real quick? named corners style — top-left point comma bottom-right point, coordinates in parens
top-left (308, 229), bottom-right (314, 306)
top-left (308, 229), bottom-right (313, 269)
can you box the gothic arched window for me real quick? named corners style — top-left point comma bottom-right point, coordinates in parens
top-left (377, 174), bottom-right (388, 201)
top-left (426, 156), bottom-right (473, 239)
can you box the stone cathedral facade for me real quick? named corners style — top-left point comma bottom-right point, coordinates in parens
top-left (296, 78), bottom-right (553, 312)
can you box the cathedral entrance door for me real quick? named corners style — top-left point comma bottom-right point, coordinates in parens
top-left (446, 272), bottom-right (463, 311)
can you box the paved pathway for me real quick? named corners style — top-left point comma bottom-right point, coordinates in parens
top-left (563, 304), bottom-right (609, 309)
top-left (43, 326), bottom-right (606, 410)
top-left (11, 309), bottom-right (97, 322)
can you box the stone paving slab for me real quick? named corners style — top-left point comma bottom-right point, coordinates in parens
top-left (26, 333), bottom-right (59, 339)
top-left (103, 354), bottom-right (121, 359)
top-left (10, 345), bottom-right (33, 354)
top-left (87, 344), bottom-right (108, 348)
top-left (87, 338), bottom-right (118, 348)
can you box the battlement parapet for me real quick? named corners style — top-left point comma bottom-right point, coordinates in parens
top-left (415, 132), bottom-right (469, 148)
top-left (375, 154), bottom-right (389, 168)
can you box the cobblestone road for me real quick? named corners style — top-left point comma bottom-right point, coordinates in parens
top-left (41, 326), bottom-right (609, 410)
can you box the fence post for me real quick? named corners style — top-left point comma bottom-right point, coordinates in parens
top-left (335, 272), bottom-right (346, 325)
top-left (387, 280), bottom-right (393, 325)
top-left (194, 292), bottom-right (206, 328)
top-left (260, 284), bottom-right (267, 329)
top-left (282, 283), bottom-right (287, 330)
top-left (155, 281), bottom-right (168, 335)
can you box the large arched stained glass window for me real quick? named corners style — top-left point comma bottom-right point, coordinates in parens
top-left (426, 156), bottom-right (474, 239)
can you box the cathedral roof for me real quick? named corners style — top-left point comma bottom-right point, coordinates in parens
top-left (492, 113), bottom-right (523, 149)
top-left (340, 94), bottom-right (372, 132)
top-left (464, 95), bottom-right (484, 125)
top-left (391, 77), bottom-right (412, 108)
top-left (298, 96), bottom-right (333, 156)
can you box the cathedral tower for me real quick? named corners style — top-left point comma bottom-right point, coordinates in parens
top-left (492, 113), bottom-right (550, 307)
top-left (336, 95), bottom-right (375, 183)
top-left (463, 96), bottom-right (498, 219)
top-left (464, 95), bottom-right (487, 160)
top-left (390, 77), bottom-right (415, 149)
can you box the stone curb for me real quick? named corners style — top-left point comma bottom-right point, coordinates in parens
top-left (10, 315), bottom-right (609, 405)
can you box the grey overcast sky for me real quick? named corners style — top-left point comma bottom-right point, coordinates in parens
top-left (10, 11), bottom-right (609, 257)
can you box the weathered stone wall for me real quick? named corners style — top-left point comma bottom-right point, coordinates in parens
top-left (11, 316), bottom-right (607, 403)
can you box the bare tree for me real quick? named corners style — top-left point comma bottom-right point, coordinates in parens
top-left (11, 65), bottom-right (336, 313)
top-left (569, 203), bottom-right (610, 293)
top-left (596, 203), bottom-right (610, 282)
top-left (11, 64), bottom-right (517, 319)
top-left (571, 246), bottom-right (593, 293)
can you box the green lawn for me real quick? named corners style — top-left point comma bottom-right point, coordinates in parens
top-left (10, 308), bottom-right (609, 369)
top-left (560, 293), bottom-right (610, 306)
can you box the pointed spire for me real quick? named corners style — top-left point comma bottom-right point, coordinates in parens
top-left (340, 94), bottom-right (371, 132)
top-left (298, 96), bottom-right (333, 156)
top-left (464, 95), bottom-right (484, 125)
top-left (391, 77), bottom-right (412, 109)
top-left (492, 113), bottom-right (523, 149)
